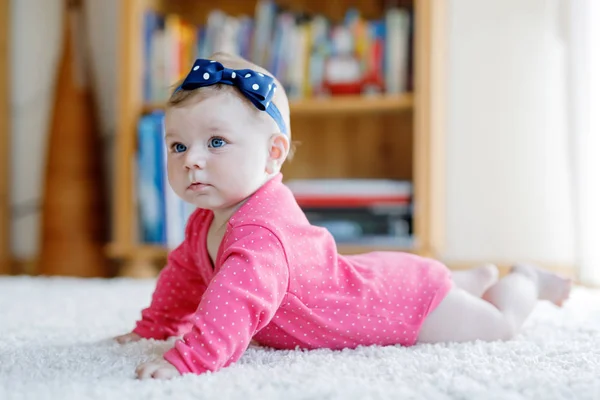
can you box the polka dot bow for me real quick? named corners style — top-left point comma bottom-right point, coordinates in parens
top-left (178, 59), bottom-right (288, 134)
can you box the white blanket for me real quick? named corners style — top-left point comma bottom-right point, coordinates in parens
top-left (1, 276), bottom-right (599, 400)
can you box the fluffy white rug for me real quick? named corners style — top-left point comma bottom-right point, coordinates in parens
top-left (1, 276), bottom-right (600, 400)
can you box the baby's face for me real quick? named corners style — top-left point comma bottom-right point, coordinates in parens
top-left (164, 91), bottom-right (274, 211)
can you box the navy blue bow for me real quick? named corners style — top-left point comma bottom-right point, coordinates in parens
top-left (177, 59), bottom-right (287, 134)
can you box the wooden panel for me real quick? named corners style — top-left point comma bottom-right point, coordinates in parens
top-left (0, 0), bottom-right (10, 274)
top-left (111, 0), bottom-right (145, 257)
top-left (428, 0), bottom-right (448, 257)
top-left (267, 0), bottom-right (387, 20)
top-left (282, 110), bottom-right (413, 180)
top-left (150, 0), bottom-right (257, 22)
top-left (288, 94), bottom-right (413, 115)
top-left (412, 0), bottom-right (430, 255)
top-left (149, 0), bottom-right (407, 23)
top-left (413, 0), bottom-right (447, 258)
top-left (143, 94), bottom-right (413, 116)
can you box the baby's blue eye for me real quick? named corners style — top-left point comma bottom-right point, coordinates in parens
top-left (209, 137), bottom-right (226, 148)
top-left (172, 143), bottom-right (187, 153)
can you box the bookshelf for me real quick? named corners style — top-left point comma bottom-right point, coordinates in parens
top-left (0, 0), bottom-right (10, 275)
top-left (143, 93), bottom-right (414, 116)
top-left (111, 0), bottom-right (446, 277)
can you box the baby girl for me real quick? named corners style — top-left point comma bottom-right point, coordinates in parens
top-left (115, 52), bottom-right (571, 380)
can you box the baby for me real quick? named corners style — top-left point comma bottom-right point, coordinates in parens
top-left (115, 52), bottom-right (572, 380)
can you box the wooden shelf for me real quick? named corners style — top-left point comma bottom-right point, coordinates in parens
top-left (291, 94), bottom-right (413, 115)
top-left (106, 243), bottom-right (168, 260)
top-left (338, 243), bottom-right (416, 255)
top-left (106, 242), bottom-right (415, 261)
top-left (141, 94), bottom-right (413, 116)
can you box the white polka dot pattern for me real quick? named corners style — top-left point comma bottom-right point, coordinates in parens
top-left (134, 174), bottom-right (453, 375)
top-left (164, 223), bottom-right (289, 374)
top-left (133, 211), bottom-right (208, 340)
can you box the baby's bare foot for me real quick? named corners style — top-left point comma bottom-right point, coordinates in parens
top-left (452, 263), bottom-right (499, 297)
top-left (114, 332), bottom-right (142, 344)
top-left (474, 263), bottom-right (500, 291)
top-left (511, 263), bottom-right (572, 306)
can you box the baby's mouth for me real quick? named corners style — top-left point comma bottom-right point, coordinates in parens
top-left (187, 181), bottom-right (210, 192)
top-left (188, 171), bottom-right (210, 191)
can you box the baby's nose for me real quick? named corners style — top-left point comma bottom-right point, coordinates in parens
top-left (184, 151), bottom-right (206, 170)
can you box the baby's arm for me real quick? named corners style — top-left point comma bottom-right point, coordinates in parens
top-left (138, 225), bottom-right (289, 377)
top-left (116, 212), bottom-right (208, 342)
top-left (132, 246), bottom-right (207, 340)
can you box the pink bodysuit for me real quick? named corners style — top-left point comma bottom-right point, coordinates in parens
top-left (133, 174), bottom-right (453, 375)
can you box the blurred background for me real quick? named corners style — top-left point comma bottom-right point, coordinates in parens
top-left (0, 0), bottom-right (598, 285)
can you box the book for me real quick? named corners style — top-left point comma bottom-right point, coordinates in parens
top-left (285, 179), bottom-right (413, 246)
top-left (136, 111), bottom-right (194, 247)
top-left (136, 112), bottom-right (167, 244)
top-left (140, 1), bottom-right (413, 101)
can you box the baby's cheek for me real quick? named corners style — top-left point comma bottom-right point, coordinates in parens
top-left (167, 171), bottom-right (187, 197)
top-left (240, 175), bottom-right (268, 200)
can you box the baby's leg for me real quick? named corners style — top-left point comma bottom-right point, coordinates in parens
top-left (451, 264), bottom-right (499, 297)
top-left (418, 264), bottom-right (571, 343)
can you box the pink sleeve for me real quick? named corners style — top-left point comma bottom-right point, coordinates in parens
top-left (133, 212), bottom-right (207, 340)
top-left (163, 225), bottom-right (289, 375)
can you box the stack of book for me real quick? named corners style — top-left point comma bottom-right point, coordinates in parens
top-left (285, 179), bottom-right (413, 247)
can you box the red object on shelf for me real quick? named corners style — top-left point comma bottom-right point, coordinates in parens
top-left (286, 179), bottom-right (412, 208)
top-left (323, 81), bottom-right (363, 96)
top-left (294, 195), bottom-right (410, 208)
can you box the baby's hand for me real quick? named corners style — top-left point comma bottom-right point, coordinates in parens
top-left (114, 332), bottom-right (142, 344)
top-left (136, 359), bottom-right (181, 380)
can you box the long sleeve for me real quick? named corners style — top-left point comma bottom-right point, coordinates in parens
top-left (133, 212), bottom-right (208, 340)
top-left (163, 224), bottom-right (289, 374)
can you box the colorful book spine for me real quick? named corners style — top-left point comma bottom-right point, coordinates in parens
top-left (136, 111), bottom-right (193, 247)
top-left (140, 1), bottom-right (413, 101)
top-left (136, 112), bottom-right (167, 244)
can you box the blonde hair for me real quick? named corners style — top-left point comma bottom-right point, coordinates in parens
top-left (168, 52), bottom-right (292, 144)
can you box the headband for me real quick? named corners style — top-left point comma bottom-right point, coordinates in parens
top-left (176, 59), bottom-right (288, 135)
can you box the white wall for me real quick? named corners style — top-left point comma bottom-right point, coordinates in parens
top-left (569, 0), bottom-right (600, 285)
top-left (443, 0), bottom-right (576, 265)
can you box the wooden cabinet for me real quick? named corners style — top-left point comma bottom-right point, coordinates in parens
top-left (108, 0), bottom-right (446, 277)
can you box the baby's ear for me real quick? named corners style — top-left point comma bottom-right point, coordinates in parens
top-left (266, 133), bottom-right (290, 174)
